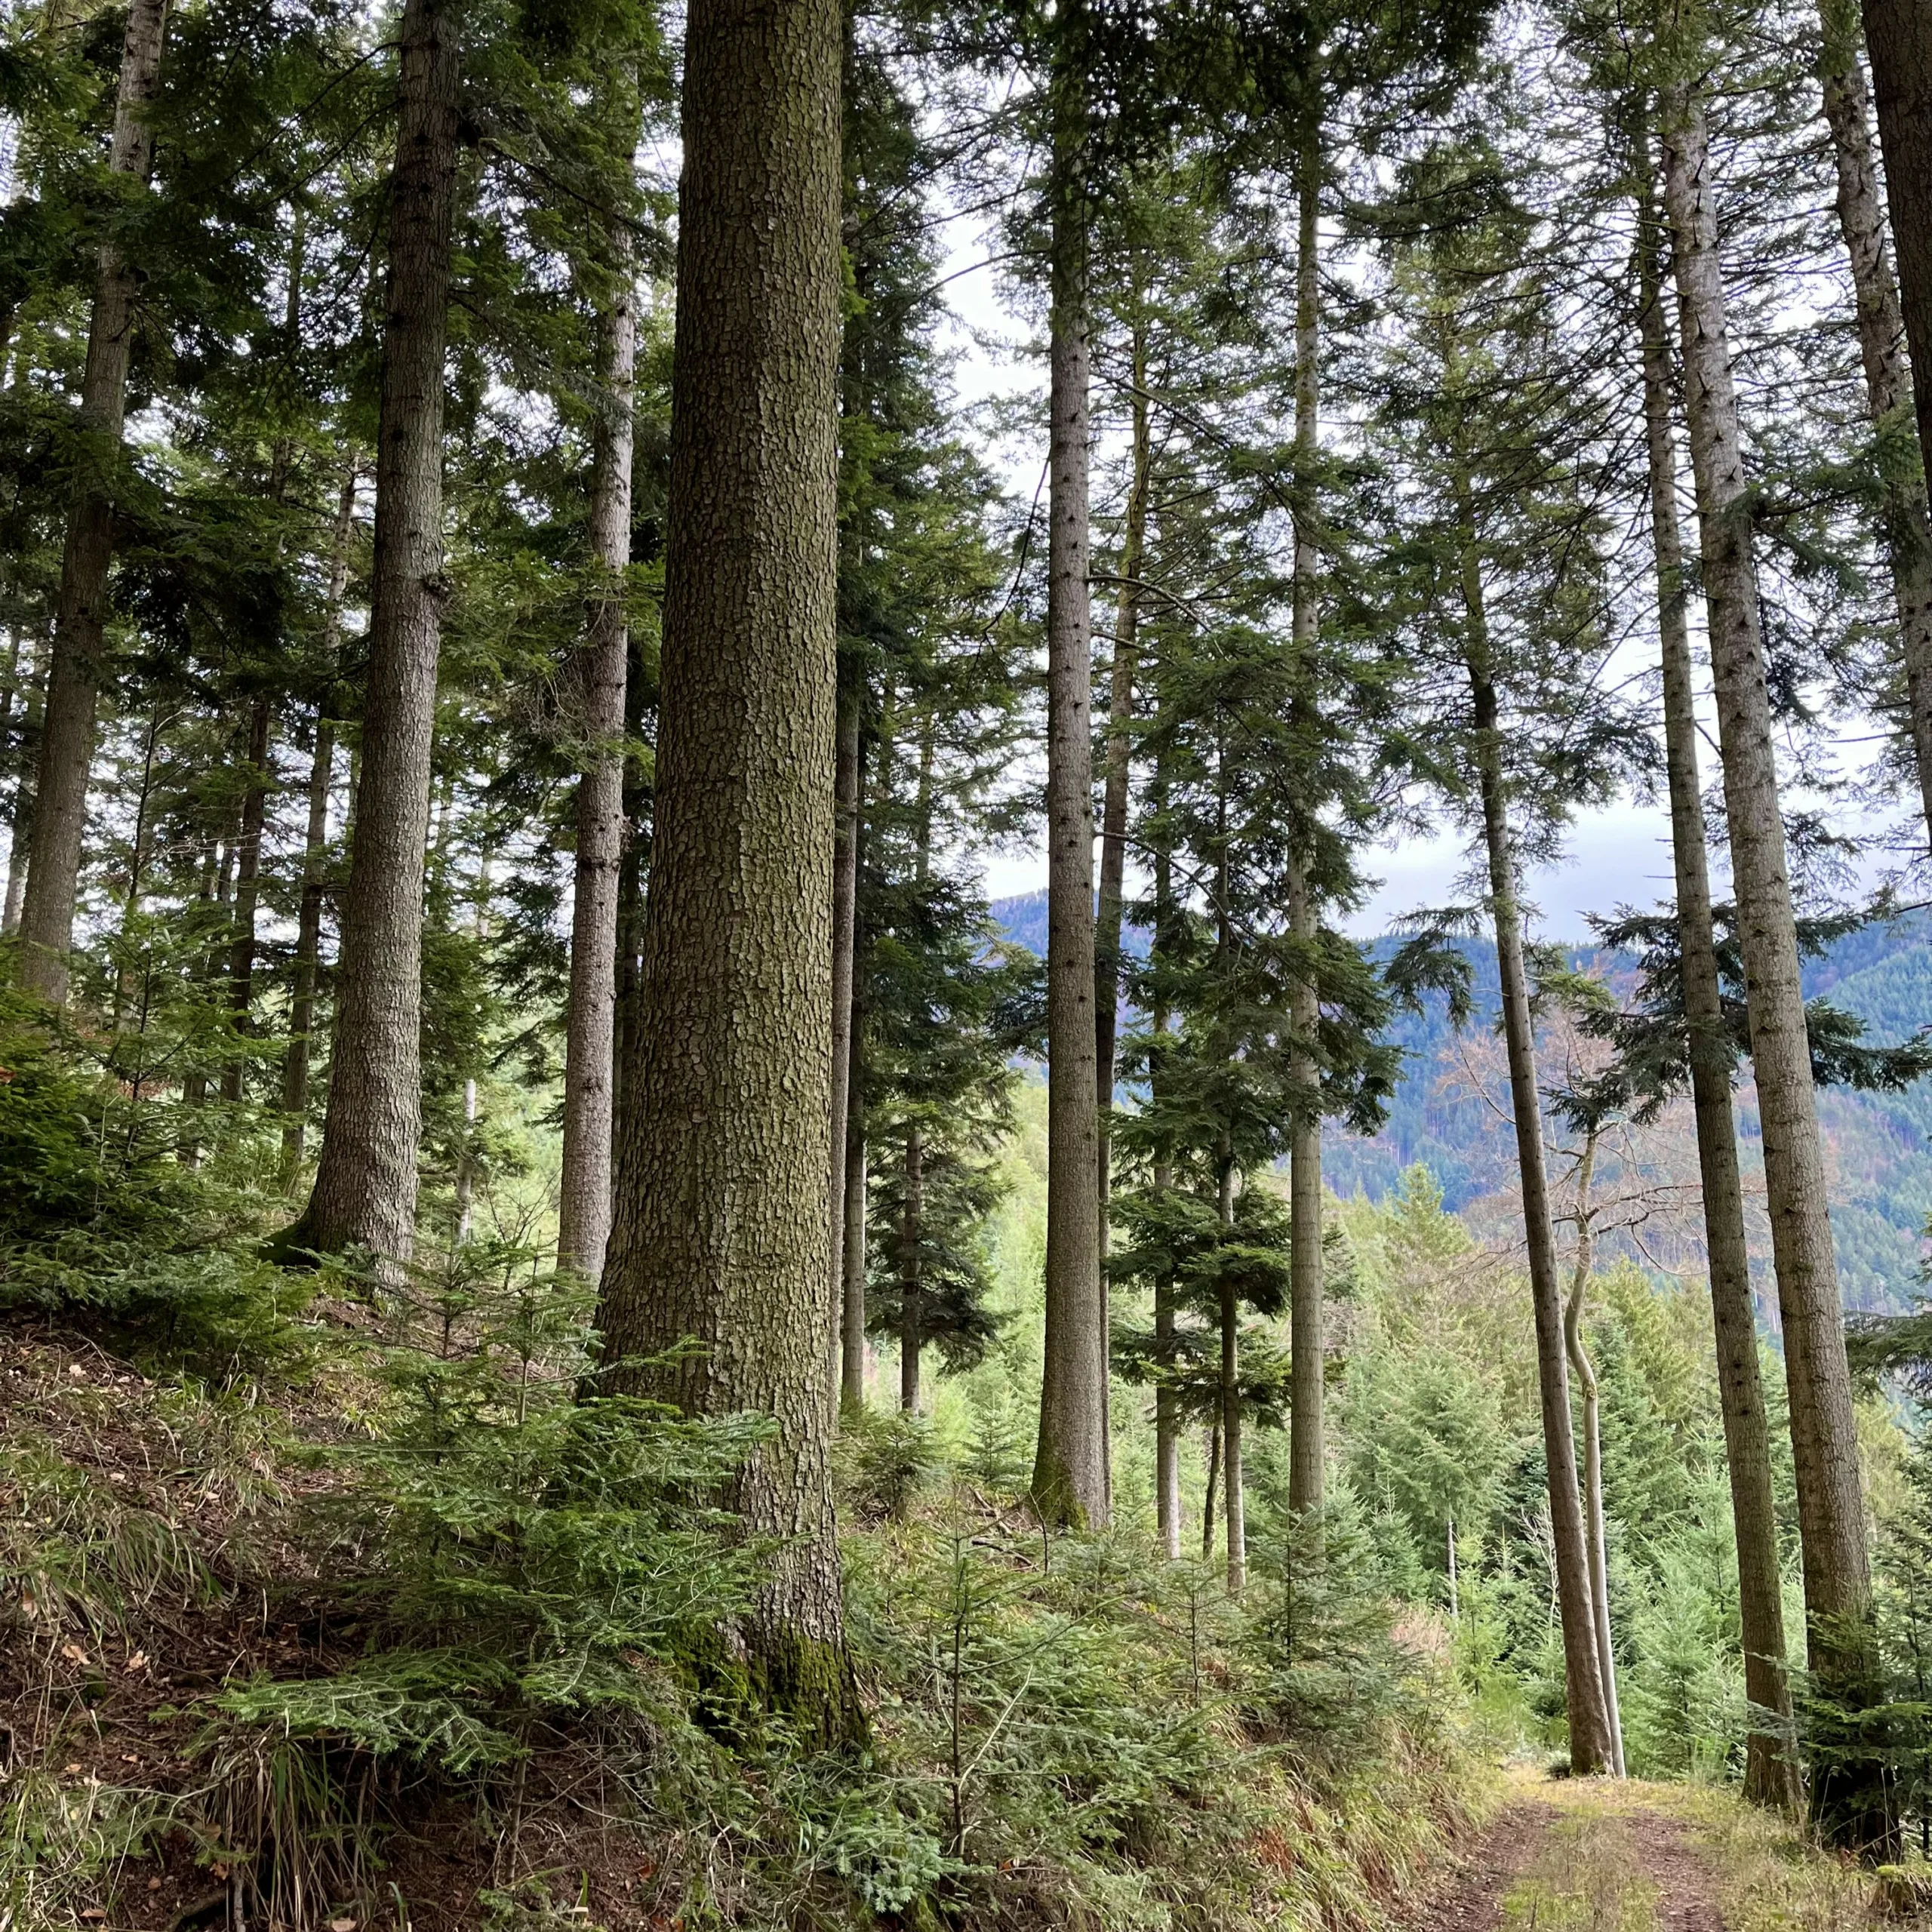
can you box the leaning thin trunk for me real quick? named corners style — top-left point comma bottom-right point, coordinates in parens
top-left (1860, 0), bottom-right (1932, 491)
top-left (1457, 479), bottom-right (1612, 1774)
top-left (1635, 159), bottom-right (1799, 1810)
top-left (18, 0), bottom-right (170, 1000)
top-left (1286, 122), bottom-right (1324, 1524)
top-left (1151, 756), bottom-right (1180, 1559)
top-left (595, 0), bottom-right (857, 1742)
top-left (1032, 26), bottom-right (1107, 1532)
top-left (1664, 82), bottom-right (1885, 1853)
top-left (1563, 1128), bottom-right (1626, 1777)
top-left (1817, 4), bottom-right (1932, 848)
top-left (558, 242), bottom-right (638, 1284)
top-left (291, 0), bottom-right (461, 1266)
top-left (281, 468), bottom-right (356, 1183)
top-left (1201, 1421), bottom-right (1220, 1565)
top-left (5, 637), bottom-right (43, 933)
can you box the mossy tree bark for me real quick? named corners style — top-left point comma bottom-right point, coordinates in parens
top-left (18, 0), bottom-right (170, 1001)
top-left (291, 0), bottom-right (460, 1265)
top-left (558, 232), bottom-right (638, 1284)
top-left (1663, 81), bottom-right (1886, 1852)
top-left (595, 0), bottom-right (857, 1743)
top-left (1033, 27), bottom-right (1109, 1531)
top-left (1635, 171), bottom-right (1799, 1810)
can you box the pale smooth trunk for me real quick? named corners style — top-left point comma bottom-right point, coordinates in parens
top-left (558, 254), bottom-right (638, 1283)
top-left (1664, 83), bottom-right (1883, 1849)
top-left (1635, 176), bottom-right (1799, 1808)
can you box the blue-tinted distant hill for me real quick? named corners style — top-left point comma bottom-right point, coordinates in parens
top-left (989, 891), bottom-right (1932, 1312)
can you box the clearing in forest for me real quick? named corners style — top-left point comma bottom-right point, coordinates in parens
top-left (1408, 1774), bottom-right (1905, 1932)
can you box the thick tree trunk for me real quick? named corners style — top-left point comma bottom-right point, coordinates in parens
top-left (1817, 6), bottom-right (1932, 847)
top-left (595, 0), bottom-right (857, 1741)
top-left (1636, 186), bottom-right (1800, 1811)
top-left (220, 700), bottom-right (271, 1104)
top-left (1663, 83), bottom-right (1886, 1852)
top-left (5, 638), bottom-right (43, 934)
top-left (1861, 0), bottom-right (1932, 490)
top-left (291, 0), bottom-right (460, 1264)
top-left (558, 251), bottom-right (637, 1284)
top-left (281, 469), bottom-right (355, 1183)
top-left (1563, 1131), bottom-right (1626, 1777)
top-left (1033, 44), bottom-right (1108, 1531)
top-left (1286, 134), bottom-right (1324, 1524)
top-left (17, 0), bottom-right (169, 1001)
top-left (828, 682), bottom-right (862, 1395)
top-left (1458, 500), bottom-right (1613, 1774)
top-left (898, 1124), bottom-right (922, 1413)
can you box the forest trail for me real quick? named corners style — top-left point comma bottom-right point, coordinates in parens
top-left (1410, 1778), bottom-right (1740, 1932)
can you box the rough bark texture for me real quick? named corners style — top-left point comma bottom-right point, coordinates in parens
top-left (17, 0), bottom-right (169, 1000)
top-left (1663, 83), bottom-right (1884, 1851)
top-left (839, 1049), bottom-right (867, 1412)
top-left (827, 684), bottom-right (862, 1397)
top-left (1460, 506), bottom-right (1613, 1775)
top-left (281, 470), bottom-right (355, 1182)
top-left (220, 700), bottom-right (271, 1104)
top-left (291, 0), bottom-right (460, 1264)
top-left (1032, 50), bottom-right (1108, 1531)
top-left (1564, 1132), bottom-right (1626, 1777)
top-left (558, 259), bottom-right (637, 1284)
top-left (1863, 0), bottom-right (1932, 498)
top-left (1636, 196), bottom-right (1799, 1811)
top-left (594, 0), bottom-right (856, 1741)
top-left (1817, 5), bottom-right (1932, 847)
top-left (1286, 140), bottom-right (1324, 1524)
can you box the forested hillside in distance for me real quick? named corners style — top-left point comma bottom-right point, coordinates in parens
top-left (997, 891), bottom-right (1932, 1311)
top-left (10, 0), bottom-right (1932, 1921)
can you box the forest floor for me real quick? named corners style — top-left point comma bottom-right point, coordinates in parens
top-left (1407, 1770), bottom-right (1909, 1932)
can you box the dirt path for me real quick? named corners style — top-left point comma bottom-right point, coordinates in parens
top-left (1405, 1784), bottom-right (1727, 1932)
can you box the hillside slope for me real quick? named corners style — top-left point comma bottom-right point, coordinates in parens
top-left (989, 891), bottom-right (1932, 1313)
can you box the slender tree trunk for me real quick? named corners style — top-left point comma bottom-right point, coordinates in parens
top-left (1563, 1129), bottom-right (1626, 1777)
top-left (1033, 32), bottom-right (1107, 1531)
top-left (611, 625), bottom-right (651, 1159)
top-left (220, 699), bottom-right (271, 1104)
top-left (828, 681), bottom-right (862, 1396)
top-left (1093, 309), bottom-right (1147, 1518)
top-left (1287, 128), bottom-right (1325, 1524)
top-left (1457, 488), bottom-right (1613, 1774)
top-left (180, 828), bottom-right (235, 1164)
top-left (281, 469), bottom-right (355, 1183)
top-left (840, 1039), bottom-right (867, 1412)
top-left (1151, 755), bottom-right (1180, 1558)
top-left (291, 0), bottom-right (460, 1265)
top-left (1817, 5), bottom-right (1932, 847)
top-left (18, 0), bottom-right (169, 1000)
top-left (1636, 174), bottom-right (1800, 1811)
top-left (898, 1124), bottom-right (922, 1413)
top-left (1663, 82), bottom-right (1885, 1852)
top-left (1218, 1153), bottom-right (1244, 1595)
top-left (558, 242), bottom-right (637, 1284)
top-left (1201, 1420), bottom-right (1220, 1564)
top-left (1860, 0), bottom-right (1932, 488)
top-left (5, 638), bottom-right (44, 934)
top-left (595, 0), bottom-right (857, 1741)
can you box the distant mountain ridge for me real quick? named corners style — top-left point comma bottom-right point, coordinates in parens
top-left (988, 889), bottom-right (1932, 1313)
